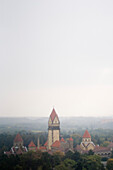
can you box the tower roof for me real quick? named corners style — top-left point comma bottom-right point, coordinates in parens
top-left (50, 108), bottom-right (59, 121)
top-left (28, 141), bottom-right (36, 147)
top-left (14, 133), bottom-right (23, 143)
top-left (61, 137), bottom-right (65, 142)
top-left (83, 130), bottom-right (91, 138)
top-left (69, 137), bottom-right (73, 141)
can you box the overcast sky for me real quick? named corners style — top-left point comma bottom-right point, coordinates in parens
top-left (0, 0), bottom-right (113, 117)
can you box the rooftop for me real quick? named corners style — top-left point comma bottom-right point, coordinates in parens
top-left (50, 108), bottom-right (59, 122)
top-left (83, 130), bottom-right (91, 138)
top-left (28, 141), bottom-right (36, 147)
top-left (14, 133), bottom-right (23, 143)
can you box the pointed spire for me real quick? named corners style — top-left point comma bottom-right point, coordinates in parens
top-left (14, 133), bottom-right (23, 142)
top-left (69, 137), bottom-right (73, 141)
top-left (50, 108), bottom-right (59, 121)
top-left (61, 137), bottom-right (65, 142)
top-left (28, 141), bottom-right (36, 147)
top-left (83, 130), bottom-right (91, 138)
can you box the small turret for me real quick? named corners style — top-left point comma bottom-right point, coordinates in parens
top-left (28, 141), bottom-right (36, 151)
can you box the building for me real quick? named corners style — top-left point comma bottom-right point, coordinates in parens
top-left (76, 129), bottom-right (112, 157)
top-left (14, 133), bottom-right (23, 147)
top-left (80, 130), bottom-right (95, 151)
top-left (51, 137), bottom-right (73, 153)
top-left (5, 109), bottom-right (113, 157)
top-left (28, 141), bottom-right (36, 151)
top-left (4, 133), bottom-right (27, 155)
top-left (43, 108), bottom-right (74, 153)
top-left (48, 108), bottom-right (60, 150)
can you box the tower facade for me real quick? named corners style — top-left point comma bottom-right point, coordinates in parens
top-left (48, 108), bottom-right (60, 150)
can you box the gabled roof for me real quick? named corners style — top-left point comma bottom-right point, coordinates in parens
top-left (28, 141), bottom-right (36, 147)
top-left (83, 130), bottom-right (91, 138)
top-left (69, 137), bottom-right (73, 141)
top-left (51, 140), bottom-right (60, 148)
top-left (14, 133), bottom-right (23, 142)
top-left (50, 108), bottom-right (59, 122)
top-left (61, 138), bottom-right (65, 142)
top-left (44, 141), bottom-right (48, 146)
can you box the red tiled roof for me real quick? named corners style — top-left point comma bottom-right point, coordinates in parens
top-left (39, 146), bottom-right (46, 150)
top-left (94, 145), bottom-right (110, 152)
top-left (44, 141), bottom-right (48, 146)
top-left (61, 138), bottom-right (65, 142)
top-left (28, 141), bottom-right (36, 147)
top-left (14, 133), bottom-right (23, 142)
top-left (83, 130), bottom-right (91, 138)
top-left (50, 108), bottom-right (59, 121)
top-left (51, 140), bottom-right (60, 148)
top-left (69, 137), bottom-right (73, 141)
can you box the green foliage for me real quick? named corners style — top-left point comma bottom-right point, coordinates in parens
top-left (0, 150), bottom-right (105, 170)
top-left (55, 164), bottom-right (68, 170)
top-left (106, 158), bottom-right (113, 170)
top-left (101, 157), bottom-right (108, 161)
top-left (64, 158), bottom-right (76, 169)
top-left (81, 155), bottom-right (104, 170)
top-left (88, 149), bottom-right (94, 155)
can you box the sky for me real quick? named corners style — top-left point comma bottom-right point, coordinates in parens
top-left (0, 0), bottom-right (113, 117)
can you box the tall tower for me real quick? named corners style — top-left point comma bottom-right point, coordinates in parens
top-left (48, 108), bottom-right (60, 150)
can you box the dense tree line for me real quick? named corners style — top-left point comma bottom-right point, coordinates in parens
top-left (0, 150), bottom-right (106, 170)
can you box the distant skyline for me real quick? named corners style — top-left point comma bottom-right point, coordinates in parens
top-left (0, 0), bottom-right (113, 117)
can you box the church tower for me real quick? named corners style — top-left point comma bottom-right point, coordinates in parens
top-left (82, 129), bottom-right (91, 143)
top-left (48, 108), bottom-right (60, 150)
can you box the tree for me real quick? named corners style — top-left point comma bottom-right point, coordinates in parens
top-left (55, 164), bottom-right (68, 170)
top-left (64, 151), bottom-right (74, 160)
top-left (64, 158), bottom-right (76, 169)
top-left (106, 158), bottom-right (113, 170)
top-left (82, 155), bottom-right (105, 170)
top-left (88, 149), bottom-right (94, 155)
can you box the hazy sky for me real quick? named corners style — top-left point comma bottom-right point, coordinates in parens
top-left (0, 0), bottom-right (113, 117)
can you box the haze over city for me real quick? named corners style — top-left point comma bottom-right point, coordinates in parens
top-left (0, 0), bottom-right (113, 117)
